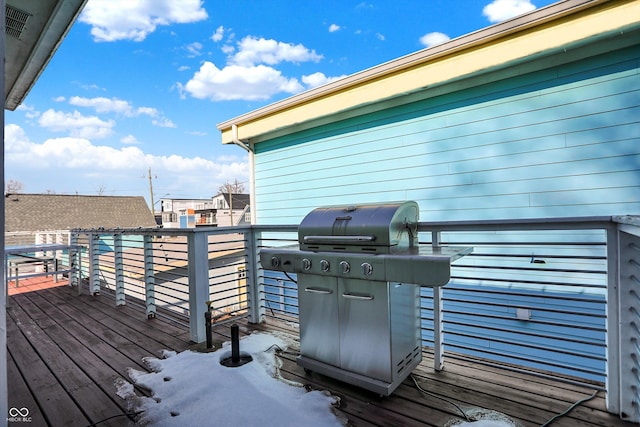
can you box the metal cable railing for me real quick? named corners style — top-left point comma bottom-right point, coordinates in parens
top-left (66, 217), bottom-right (636, 391)
top-left (416, 223), bottom-right (609, 385)
top-left (618, 222), bottom-right (640, 421)
top-left (257, 219), bottom-right (611, 386)
top-left (258, 230), bottom-right (300, 323)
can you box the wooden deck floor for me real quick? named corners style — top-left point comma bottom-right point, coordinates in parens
top-left (6, 281), bottom-right (636, 427)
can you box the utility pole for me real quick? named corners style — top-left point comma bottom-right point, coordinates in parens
top-left (229, 190), bottom-right (233, 225)
top-left (148, 167), bottom-right (155, 216)
top-left (219, 179), bottom-right (245, 226)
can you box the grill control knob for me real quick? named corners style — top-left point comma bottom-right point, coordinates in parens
top-left (270, 256), bottom-right (281, 268)
top-left (320, 259), bottom-right (330, 272)
top-left (339, 260), bottom-right (351, 274)
top-left (361, 262), bottom-right (373, 276)
top-left (302, 258), bottom-right (312, 271)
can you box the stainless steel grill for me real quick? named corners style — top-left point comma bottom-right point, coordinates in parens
top-left (260, 201), bottom-right (471, 395)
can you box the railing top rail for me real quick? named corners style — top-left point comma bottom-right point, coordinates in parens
top-left (72, 224), bottom-right (299, 236)
top-left (418, 216), bottom-right (616, 232)
top-left (5, 243), bottom-right (82, 254)
top-left (613, 215), bottom-right (640, 227)
top-left (70, 216), bottom-right (634, 237)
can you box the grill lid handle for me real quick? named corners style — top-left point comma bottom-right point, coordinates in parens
top-left (302, 235), bottom-right (377, 244)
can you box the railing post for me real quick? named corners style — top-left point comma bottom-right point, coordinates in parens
top-left (246, 227), bottom-right (265, 324)
top-left (143, 235), bottom-right (156, 318)
top-left (114, 234), bottom-right (125, 306)
top-left (89, 234), bottom-right (101, 295)
top-left (187, 231), bottom-right (209, 342)
top-left (70, 232), bottom-right (79, 292)
top-left (606, 224), bottom-right (622, 417)
top-left (4, 249), bottom-right (9, 306)
top-left (611, 219), bottom-right (640, 422)
top-left (432, 230), bottom-right (445, 371)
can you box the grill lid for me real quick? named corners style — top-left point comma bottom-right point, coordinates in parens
top-left (298, 201), bottom-right (419, 253)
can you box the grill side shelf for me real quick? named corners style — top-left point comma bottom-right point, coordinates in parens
top-left (259, 246), bottom-right (472, 287)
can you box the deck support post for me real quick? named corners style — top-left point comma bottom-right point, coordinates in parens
top-left (432, 230), bottom-right (445, 371)
top-left (143, 235), bottom-right (156, 318)
top-left (187, 231), bottom-right (209, 342)
top-left (114, 234), bottom-right (125, 306)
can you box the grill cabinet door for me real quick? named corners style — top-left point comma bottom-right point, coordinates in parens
top-left (297, 274), bottom-right (340, 367)
top-left (338, 278), bottom-right (392, 382)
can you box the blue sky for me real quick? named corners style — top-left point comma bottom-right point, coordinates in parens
top-left (5, 0), bottom-right (557, 205)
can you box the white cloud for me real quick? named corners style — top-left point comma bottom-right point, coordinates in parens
top-left (38, 109), bottom-right (115, 139)
top-left (355, 2), bottom-right (374, 10)
top-left (302, 72), bottom-right (347, 89)
top-left (185, 42), bottom-right (203, 57)
top-left (152, 118), bottom-right (177, 128)
top-left (79, 0), bottom-right (208, 42)
top-left (69, 96), bottom-right (136, 115)
top-left (186, 130), bottom-right (207, 136)
top-left (75, 82), bottom-right (106, 92)
top-left (329, 24), bottom-right (341, 32)
top-left (16, 103), bottom-right (40, 119)
top-left (230, 36), bottom-right (323, 67)
top-left (482, 0), bottom-right (536, 23)
top-left (181, 35), bottom-right (337, 102)
top-left (419, 32), bottom-right (451, 48)
top-left (182, 62), bottom-right (303, 101)
top-left (4, 124), bottom-right (249, 195)
top-left (211, 25), bottom-right (225, 42)
top-left (135, 106), bottom-right (160, 117)
top-left (121, 134), bottom-right (141, 145)
top-left (5, 123), bottom-right (33, 153)
top-left (68, 96), bottom-right (174, 127)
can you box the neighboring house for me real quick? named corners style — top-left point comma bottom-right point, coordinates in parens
top-left (5, 193), bottom-right (157, 245)
top-left (158, 197), bottom-right (214, 228)
top-left (211, 193), bottom-right (251, 227)
top-left (216, 0), bottom-right (640, 418)
top-left (158, 193), bottom-right (251, 228)
top-left (218, 0), bottom-right (639, 225)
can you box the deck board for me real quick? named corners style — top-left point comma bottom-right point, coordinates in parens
top-left (8, 293), bottom-right (131, 427)
top-left (7, 300), bottom-right (96, 426)
top-left (6, 283), bottom-right (636, 427)
top-left (7, 348), bottom-right (46, 424)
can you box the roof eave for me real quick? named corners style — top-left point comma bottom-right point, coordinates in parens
top-left (217, 0), bottom-right (636, 144)
top-left (5, 0), bottom-right (88, 111)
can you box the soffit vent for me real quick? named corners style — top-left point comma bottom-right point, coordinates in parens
top-left (6, 5), bottom-right (31, 39)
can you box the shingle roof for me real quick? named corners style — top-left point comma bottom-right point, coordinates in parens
top-left (224, 193), bottom-right (250, 210)
top-left (5, 193), bottom-right (157, 232)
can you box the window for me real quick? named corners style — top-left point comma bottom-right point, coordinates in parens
top-left (162, 212), bottom-right (177, 222)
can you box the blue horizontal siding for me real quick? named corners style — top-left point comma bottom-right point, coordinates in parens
top-left (251, 44), bottom-right (635, 382)
top-left (254, 45), bottom-right (640, 224)
top-left (420, 283), bottom-right (607, 381)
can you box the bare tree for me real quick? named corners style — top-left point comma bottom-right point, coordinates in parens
top-left (218, 179), bottom-right (245, 195)
top-left (96, 185), bottom-right (106, 196)
top-left (218, 179), bottom-right (246, 225)
top-left (5, 179), bottom-right (24, 194)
